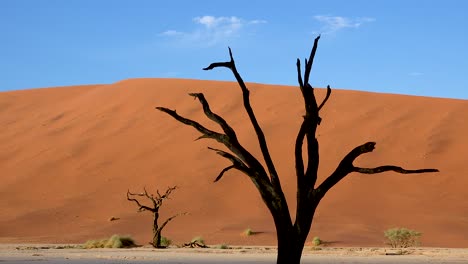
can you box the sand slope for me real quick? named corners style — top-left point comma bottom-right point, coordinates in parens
top-left (0, 78), bottom-right (467, 247)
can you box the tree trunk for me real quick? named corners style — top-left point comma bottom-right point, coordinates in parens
top-left (276, 228), bottom-right (303, 264)
top-left (152, 212), bottom-right (161, 247)
top-left (152, 228), bottom-right (162, 248)
top-left (274, 202), bottom-right (316, 264)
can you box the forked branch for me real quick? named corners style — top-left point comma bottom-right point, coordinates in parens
top-left (203, 47), bottom-right (280, 189)
top-left (188, 93), bottom-right (237, 139)
top-left (208, 147), bottom-right (250, 182)
top-left (157, 98), bottom-right (269, 184)
top-left (316, 142), bottom-right (439, 198)
top-left (157, 186), bottom-right (178, 200)
top-left (294, 36), bottom-right (331, 191)
top-left (127, 190), bottom-right (155, 212)
top-left (304, 35), bottom-right (321, 86)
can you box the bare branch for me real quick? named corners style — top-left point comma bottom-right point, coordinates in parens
top-left (208, 147), bottom-right (250, 182)
top-left (294, 121), bottom-right (307, 179)
top-left (296, 59), bottom-right (304, 91)
top-left (127, 190), bottom-right (155, 212)
top-left (157, 98), bottom-right (273, 194)
top-left (188, 93), bottom-right (237, 138)
top-left (304, 35), bottom-right (321, 86)
top-left (354, 166), bottom-right (439, 174)
top-left (316, 142), bottom-right (438, 199)
top-left (214, 165), bottom-right (236, 182)
top-left (202, 47), bottom-right (235, 71)
top-left (159, 212), bottom-right (187, 231)
top-left (318, 85), bottom-right (332, 112)
top-left (158, 96), bottom-right (258, 173)
top-left (156, 106), bottom-right (227, 143)
top-left (143, 187), bottom-right (153, 200)
top-left (316, 142), bottom-right (377, 195)
top-left (208, 147), bottom-right (245, 165)
top-left (127, 190), bottom-right (145, 197)
top-left (202, 47), bottom-right (281, 191)
top-left (195, 135), bottom-right (212, 141)
top-left (203, 61), bottom-right (232, 71)
top-left (159, 186), bottom-right (178, 200)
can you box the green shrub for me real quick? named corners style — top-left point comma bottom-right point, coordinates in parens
top-left (384, 227), bottom-right (421, 248)
top-left (218, 244), bottom-right (229, 249)
top-left (160, 236), bottom-right (172, 247)
top-left (244, 228), bottom-right (253, 236)
top-left (83, 235), bottom-right (136, 249)
top-left (312, 236), bottom-right (322, 247)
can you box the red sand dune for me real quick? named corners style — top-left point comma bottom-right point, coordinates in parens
top-left (0, 78), bottom-right (467, 247)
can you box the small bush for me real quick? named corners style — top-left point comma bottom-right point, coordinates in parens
top-left (191, 236), bottom-right (205, 245)
top-left (83, 235), bottom-right (136, 249)
top-left (243, 228), bottom-right (253, 236)
top-left (312, 236), bottom-right (322, 247)
top-left (218, 244), bottom-right (229, 249)
top-left (384, 227), bottom-right (421, 248)
top-left (160, 236), bottom-right (172, 247)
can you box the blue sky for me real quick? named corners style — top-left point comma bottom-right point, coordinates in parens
top-left (1, 0), bottom-right (467, 99)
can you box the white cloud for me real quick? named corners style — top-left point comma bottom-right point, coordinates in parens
top-left (160, 15), bottom-right (266, 46)
top-left (313, 15), bottom-right (375, 34)
top-left (194, 16), bottom-right (218, 28)
top-left (193, 16), bottom-right (242, 29)
top-left (160, 30), bottom-right (183, 36)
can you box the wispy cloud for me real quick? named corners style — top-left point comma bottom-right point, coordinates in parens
top-left (313, 15), bottom-right (375, 34)
top-left (160, 30), bottom-right (183, 36)
top-left (248, 19), bottom-right (267, 25)
top-left (409, 72), bottom-right (424, 76)
top-left (160, 15), bottom-right (266, 47)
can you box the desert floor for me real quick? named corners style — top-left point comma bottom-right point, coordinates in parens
top-left (1, 244), bottom-right (467, 264)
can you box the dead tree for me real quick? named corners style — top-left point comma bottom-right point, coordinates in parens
top-left (156, 36), bottom-right (438, 263)
top-left (126, 186), bottom-right (184, 248)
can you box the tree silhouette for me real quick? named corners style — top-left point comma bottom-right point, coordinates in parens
top-left (156, 36), bottom-right (438, 263)
top-left (126, 186), bottom-right (184, 248)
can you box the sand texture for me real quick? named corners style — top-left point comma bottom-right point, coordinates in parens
top-left (1, 245), bottom-right (467, 264)
top-left (0, 78), bottom-right (467, 247)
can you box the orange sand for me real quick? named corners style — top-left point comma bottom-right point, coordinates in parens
top-left (0, 78), bottom-right (466, 247)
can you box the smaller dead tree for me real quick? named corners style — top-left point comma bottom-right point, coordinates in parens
top-left (126, 186), bottom-right (184, 248)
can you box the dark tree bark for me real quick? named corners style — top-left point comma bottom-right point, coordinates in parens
top-left (156, 36), bottom-right (438, 263)
top-left (126, 186), bottom-right (184, 248)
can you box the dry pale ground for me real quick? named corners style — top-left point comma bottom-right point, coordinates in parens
top-left (1, 244), bottom-right (467, 264)
top-left (0, 78), bottom-right (467, 249)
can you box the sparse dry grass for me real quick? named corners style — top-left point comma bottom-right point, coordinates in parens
top-left (83, 235), bottom-right (136, 249)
